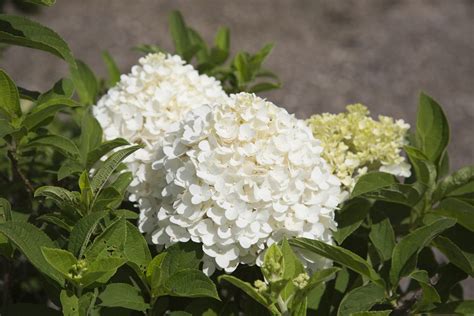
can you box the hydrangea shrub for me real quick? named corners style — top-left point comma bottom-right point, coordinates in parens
top-left (0, 4), bottom-right (473, 316)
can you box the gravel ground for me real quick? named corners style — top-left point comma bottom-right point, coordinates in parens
top-left (1, 0), bottom-right (473, 299)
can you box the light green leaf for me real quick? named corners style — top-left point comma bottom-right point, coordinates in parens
top-left (0, 221), bottom-right (64, 285)
top-left (85, 138), bottom-right (129, 169)
top-left (210, 27), bottom-right (230, 64)
top-left (351, 172), bottom-right (395, 198)
top-left (409, 270), bottom-right (440, 312)
top-left (68, 211), bottom-right (108, 258)
top-left (60, 290), bottom-right (79, 316)
top-left (219, 275), bottom-right (270, 307)
top-left (111, 209), bottom-right (138, 219)
top-left (0, 15), bottom-right (88, 103)
top-left (164, 269), bottom-right (220, 300)
top-left (0, 119), bottom-right (16, 138)
top-left (415, 92), bottom-right (450, 165)
top-left (98, 283), bottom-right (149, 311)
top-left (432, 236), bottom-right (472, 275)
top-left (102, 51), bottom-right (121, 87)
top-left (369, 217), bottom-right (396, 262)
top-left (390, 218), bottom-right (456, 285)
top-left (433, 165), bottom-right (474, 202)
top-left (0, 69), bottom-right (21, 119)
top-left (334, 198), bottom-right (372, 244)
top-left (146, 252), bottom-right (167, 295)
top-left (22, 97), bottom-right (79, 131)
top-left (433, 198), bottom-right (474, 232)
top-left (263, 243), bottom-right (284, 282)
top-left (84, 217), bottom-right (126, 260)
top-left (233, 53), bottom-right (251, 86)
top-left (80, 256), bottom-right (125, 288)
top-left (79, 171), bottom-right (93, 211)
top-left (27, 134), bottom-right (80, 158)
top-left (90, 145), bottom-right (140, 196)
top-left (41, 247), bottom-right (77, 279)
top-left (289, 238), bottom-right (384, 287)
top-left (337, 283), bottom-right (385, 316)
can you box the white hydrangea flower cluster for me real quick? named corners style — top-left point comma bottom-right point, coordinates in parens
top-left (93, 53), bottom-right (228, 202)
top-left (143, 93), bottom-right (345, 275)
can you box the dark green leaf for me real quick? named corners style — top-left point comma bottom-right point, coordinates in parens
top-left (23, 0), bottom-right (56, 6)
top-left (57, 159), bottom-right (83, 180)
top-left (433, 198), bottom-right (474, 232)
top-left (430, 301), bottom-right (474, 314)
top-left (219, 275), bottom-right (270, 307)
top-left (160, 242), bottom-right (203, 280)
top-left (404, 146), bottom-right (436, 186)
top-left (369, 217), bottom-right (395, 262)
top-left (337, 283), bottom-right (385, 316)
top-left (68, 211), bottom-right (108, 258)
top-left (291, 267), bottom-right (340, 309)
top-left (249, 82), bottom-right (281, 93)
top-left (98, 283), bottom-right (149, 311)
top-left (432, 236), bottom-right (472, 275)
top-left (334, 198), bottom-right (372, 244)
top-left (415, 92), bottom-right (450, 165)
top-left (0, 68), bottom-right (21, 119)
top-left (0, 221), bottom-right (64, 285)
top-left (0, 119), bottom-right (16, 138)
top-left (79, 112), bottom-right (102, 163)
top-left (351, 172), bottom-right (395, 198)
top-left (164, 269), bottom-right (220, 300)
top-left (409, 270), bottom-right (440, 312)
top-left (124, 221), bottom-right (152, 275)
top-left (169, 11), bottom-right (192, 61)
top-left (75, 59), bottom-right (99, 105)
top-left (290, 238), bottom-right (384, 287)
top-left (390, 218), bottom-right (456, 285)
top-left (38, 78), bottom-right (74, 103)
top-left (37, 213), bottom-right (72, 232)
top-left (22, 97), bottom-right (78, 131)
top-left (34, 186), bottom-right (80, 211)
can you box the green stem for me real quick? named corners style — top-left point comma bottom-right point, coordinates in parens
top-left (276, 295), bottom-right (289, 316)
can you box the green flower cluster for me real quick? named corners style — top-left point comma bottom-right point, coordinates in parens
top-left (307, 104), bottom-right (411, 189)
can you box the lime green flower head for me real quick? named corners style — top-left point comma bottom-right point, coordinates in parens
top-left (307, 104), bottom-right (411, 189)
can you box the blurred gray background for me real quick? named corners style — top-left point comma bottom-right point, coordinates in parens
top-left (1, 0), bottom-right (473, 169)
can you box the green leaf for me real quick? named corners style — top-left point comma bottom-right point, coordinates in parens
top-left (34, 186), bottom-right (80, 211)
top-left (210, 27), bottom-right (230, 64)
top-left (369, 217), bottom-right (396, 262)
top-left (75, 59), bottom-right (99, 105)
top-left (124, 221), bottom-right (152, 275)
top-left (0, 119), bottom-right (16, 138)
top-left (57, 159), bottom-right (83, 180)
top-left (249, 82), bottom-right (281, 93)
top-left (289, 238), bottom-right (384, 287)
top-left (0, 15), bottom-right (88, 104)
top-left (390, 218), bottom-right (456, 285)
top-left (337, 283), bottom-right (386, 316)
top-left (23, 0), bottom-right (56, 6)
top-left (85, 138), bottom-right (129, 169)
top-left (219, 275), bottom-right (270, 307)
top-left (68, 211), bottom-right (108, 258)
top-left (409, 270), bottom-right (441, 312)
top-left (79, 112), bottom-right (102, 164)
top-left (84, 217), bottom-right (126, 261)
top-left (250, 43), bottom-right (274, 69)
top-left (160, 242), bottom-right (203, 280)
top-left (90, 145), bottom-right (140, 195)
top-left (262, 243), bottom-right (285, 282)
top-left (79, 171), bottom-right (93, 211)
top-left (0, 68), bottom-right (21, 119)
top-left (0, 221), bottom-right (64, 285)
top-left (0, 197), bottom-right (12, 222)
top-left (362, 183), bottom-right (423, 207)
top-left (233, 53), bottom-right (251, 86)
top-left (80, 256), bottom-right (125, 288)
top-left (432, 236), bottom-right (472, 275)
top-left (350, 311), bottom-right (391, 316)
top-left (22, 97), bottom-right (79, 131)
top-left (146, 252), bottom-right (167, 295)
top-left (433, 165), bottom-right (474, 202)
top-left (37, 213), bottom-right (72, 232)
top-left (41, 247), bottom-right (77, 279)
top-left (415, 92), bottom-right (450, 165)
top-left (334, 198), bottom-right (372, 244)
top-left (60, 290), bottom-right (79, 316)
top-left (27, 134), bottom-right (80, 158)
top-left (98, 283), bottom-right (149, 311)
top-left (433, 198), bottom-right (474, 232)
top-left (91, 187), bottom-right (122, 212)
top-left (102, 51), bottom-right (121, 87)
top-left (169, 11), bottom-right (192, 61)
top-left (164, 269), bottom-right (220, 300)
top-left (404, 146), bottom-right (437, 187)
top-left (351, 172), bottom-right (395, 198)
top-left (38, 78), bottom-right (74, 103)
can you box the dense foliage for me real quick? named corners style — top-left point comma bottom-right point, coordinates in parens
top-left (0, 2), bottom-right (473, 315)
